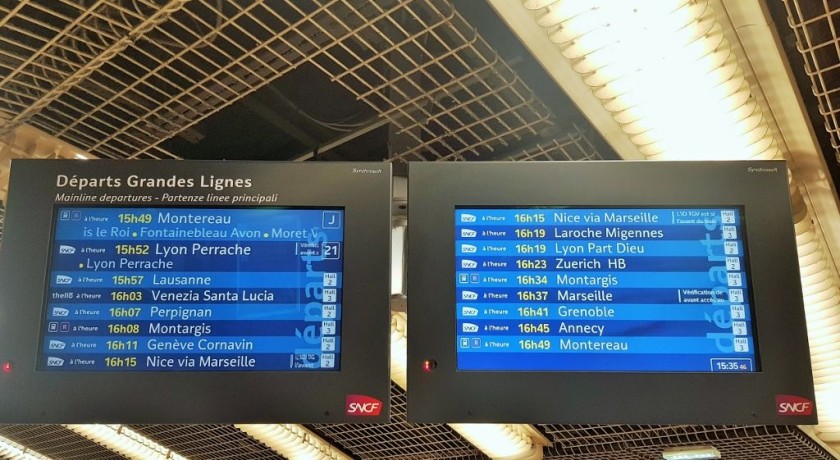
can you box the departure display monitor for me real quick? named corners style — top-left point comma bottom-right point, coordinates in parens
top-left (408, 161), bottom-right (816, 425)
top-left (454, 207), bottom-right (757, 373)
top-left (41, 207), bottom-right (344, 372)
top-left (0, 160), bottom-right (391, 423)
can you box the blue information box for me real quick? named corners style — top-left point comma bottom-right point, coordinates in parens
top-left (454, 207), bottom-right (757, 373)
top-left (39, 207), bottom-right (344, 372)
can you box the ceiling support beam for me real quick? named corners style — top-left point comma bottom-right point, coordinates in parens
top-left (294, 118), bottom-right (389, 161)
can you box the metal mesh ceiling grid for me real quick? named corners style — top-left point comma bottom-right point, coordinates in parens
top-left (128, 424), bottom-right (283, 460)
top-left (0, 0), bottom-right (187, 159)
top-left (624, 428), bottom-right (834, 460)
top-left (0, 0), bottom-right (557, 163)
top-left (0, 0), bottom-right (368, 160)
top-left (783, 0), bottom-right (840, 161)
top-left (540, 424), bottom-right (836, 460)
top-left (0, 423), bottom-right (835, 460)
top-left (0, 425), bottom-right (123, 460)
top-left (305, 0), bottom-right (554, 162)
top-left (309, 383), bottom-right (486, 460)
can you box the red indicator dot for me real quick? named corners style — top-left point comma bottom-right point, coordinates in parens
top-left (2, 362), bottom-right (11, 373)
top-left (423, 359), bottom-right (437, 372)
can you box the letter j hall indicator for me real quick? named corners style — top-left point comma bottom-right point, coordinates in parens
top-left (323, 211), bottom-right (341, 229)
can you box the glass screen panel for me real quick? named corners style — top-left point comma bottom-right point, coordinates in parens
top-left (39, 207), bottom-right (344, 372)
top-left (454, 207), bottom-right (757, 373)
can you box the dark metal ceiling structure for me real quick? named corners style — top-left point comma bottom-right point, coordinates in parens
top-left (0, 0), bottom-right (610, 163)
top-left (772, 0), bottom-right (840, 187)
top-left (0, 0), bottom-right (838, 459)
top-left (0, 416), bottom-right (837, 460)
top-left (780, 0), bottom-right (840, 162)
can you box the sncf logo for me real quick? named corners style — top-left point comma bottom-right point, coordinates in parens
top-left (460, 229), bottom-right (477, 238)
top-left (776, 395), bottom-right (814, 416)
top-left (346, 395), bottom-right (383, 416)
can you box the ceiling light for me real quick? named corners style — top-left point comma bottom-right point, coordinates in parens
top-left (448, 424), bottom-right (544, 460)
top-left (391, 312), bottom-right (409, 389)
top-left (65, 425), bottom-right (187, 460)
top-left (74, 153), bottom-right (89, 160)
top-left (391, 222), bottom-right (406, 295)
top-left (390, 313), bottom-right (546, 459)
top-left (236, 424), bottom-right (350, 460)
top-left (662, 445), bottom-right (721, 460)
top-left (0, 435), bottom-right (53, 460)
top-left (512, 0), bottom-right (840, 444)
top-left (524, 0), bottom-right (780, 162)
top-left (792, 199), bottom-right (840, 440)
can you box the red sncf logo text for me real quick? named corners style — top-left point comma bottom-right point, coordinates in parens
top-left (776, 395), bottom-right (814, 416)
top-left (346, 395), bottom-right (383, 416)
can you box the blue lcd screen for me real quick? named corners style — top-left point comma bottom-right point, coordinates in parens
top-left (38, 207), bottom-right (344, 372)
top-left (455, 207), bottom-right (759, 373)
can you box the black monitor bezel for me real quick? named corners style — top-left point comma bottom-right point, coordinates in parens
top-left (407, 160), bottom-right (816, 425)
top-left (0, 160), bottom-right (392, 423)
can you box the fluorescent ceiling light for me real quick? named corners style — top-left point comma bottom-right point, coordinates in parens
top-left (662, 445), bottom-right (721, 460)
top-left (512, 0), bottom-right (840, 442)
top-left (391, 223), bottom-right (406, 295)
top-left (68, 419), bottom-right (348, 459)
top-left (0, 435), bottom-right (53, 460)
top-left (391, 312), bottom-right (409, 389)
top-left (447, 423), bottom-right (544, 460)
top-left (74, 153), bottom-right (89, 160)
top-left (65, 425), bottom-right (187, 460)
top-left (390, 313), bottom-right (545, 460)
top-left (524, 0), bottom-right (780, 161)
top-left (236, 424), bottom-right (350, 460)
top-left (791, 197), bottom-right (840, 440)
